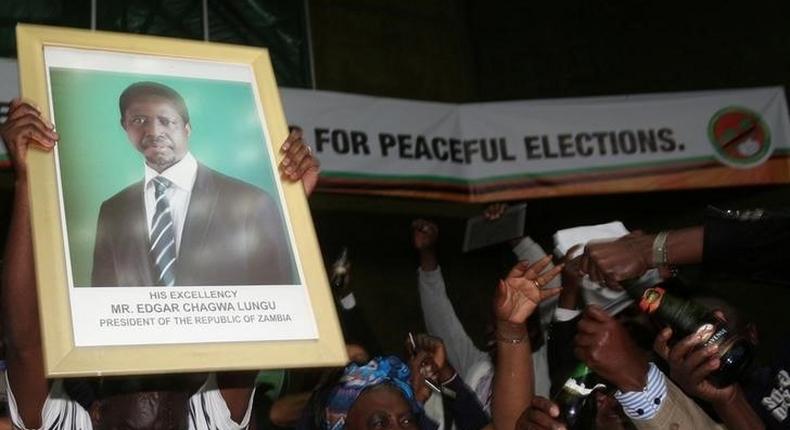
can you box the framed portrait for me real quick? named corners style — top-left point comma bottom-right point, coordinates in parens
top-left (16, 24), bottom-right (347, 377)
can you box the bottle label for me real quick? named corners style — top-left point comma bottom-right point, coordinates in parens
top-left (638, 287), bottom-right (666, 314)
top-left (702, 325), bottom-right (732, 350)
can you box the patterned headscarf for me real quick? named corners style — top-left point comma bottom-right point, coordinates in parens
top-left (324, 356), bottom-right (421, 430)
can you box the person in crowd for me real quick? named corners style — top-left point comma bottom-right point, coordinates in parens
top-left (407, 334), bottom-right (490, 430)
top-left (490, 257), bottom-right (563, 430)
top-left (581, 210), bottom-right (790, 429)
top-left (299, 355), bottom-right (433, 430)
top-left (517, 304), bottom-right (765, 430)
top-left (297, 334), bottom-right (490, 430)
top-left (0, 98), bottom-right (318, 429)
top-left (544, 248), bottom-right (642, 430)
top-left (411, 214), bottom-right (558, 425)
top-left (256, 249), bottom-right (382, 429)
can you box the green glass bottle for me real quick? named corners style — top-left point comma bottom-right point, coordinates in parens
top-left (623, 281), bottom-right (753, 387)
top-left (554, 362), bottom-right (607, 429)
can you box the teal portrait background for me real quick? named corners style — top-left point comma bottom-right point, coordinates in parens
top-left (50, 67), bottom-right (292, 287)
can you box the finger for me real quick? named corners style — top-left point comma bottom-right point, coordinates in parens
top-left (289, 154), bottom-right (317, 180)
top-left (281, 142), bottom-right (309, 168)
top-left (525, 255), bottom-right (553, 277)
top-left (689, 357), bottom-right (720, 385)
top-left (507, 260), bottom-right (531, 278)
top-left (8, 107), bottom-right (54, 133)
top-left (538, 287), bottom-right (562, 301)
top-left (7, 102), bottom-right (42, 122)
top-left (528, 409), bottom-right (564, 430)
top-left (294, 152), bottom-right (318, 172)
top-left (532, 397), bottom-right (560, 417)
top-left (7, 112), bottom-right (58, 140)
top-left (497, 279), bottom-right (513, 308)
top-left (8, 97), bottom-right (22, 110)
top-left (280, 128), bottom-right (302, 153)
top-left (653, 327), bottom-right (673, 361)
top-left (536, 263), bottom-right (564, 286)
top-left (685, 343), bottom-right (719, 372)
top-left (669, 328), bottom-right (710, 364)
top-left (26, 134), bottom-right (57, 151)
top-left (412, 350), bottom-right (430, 364)
top-left (415, 333), bottom-right (437, 352)
top-left (13, 127), bottom-right (58, 149)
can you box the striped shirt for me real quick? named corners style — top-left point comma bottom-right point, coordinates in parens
top-left (614, 362), bottom-right (668, 420)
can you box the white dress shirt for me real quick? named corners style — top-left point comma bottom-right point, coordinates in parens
top-left (143, 152), bottom-right (198, 255)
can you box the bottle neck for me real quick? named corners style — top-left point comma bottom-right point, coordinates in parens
top-left (557, 362), bottom-right (605, 398)
top-left (622, 280), bottom-right (718, 338)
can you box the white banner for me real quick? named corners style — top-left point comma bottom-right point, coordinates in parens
top-left (281, 86), bottom-right (790, 201)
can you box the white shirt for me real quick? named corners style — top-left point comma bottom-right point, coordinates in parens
top-left (143, 153), bottom-right (198, 254)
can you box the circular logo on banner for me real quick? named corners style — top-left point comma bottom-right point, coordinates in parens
top-left (708, 106), bottom-right (772, 169)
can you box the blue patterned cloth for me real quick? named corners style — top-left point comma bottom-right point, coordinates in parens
top-left (325, 356), bottom-right (421, 430)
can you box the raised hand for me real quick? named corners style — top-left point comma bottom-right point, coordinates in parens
top-left (0, 98), bottom-right (58, 177)
top-left (412, 333), bottom-right (455, 383)
top-left (493, 255), bottom-right (563, 325)
top-left (411, 219), bottom-right (439, 271)
top-left (406, 348), bottom-right (436, 404)
top-left (279, 128), bottom-right (320, 196)
top-left (483, 203), bottom-right (508, 221)
top-left (580, 232), bottom-right (653, 289)
top-left (411, 219), bottom-right (438, 251)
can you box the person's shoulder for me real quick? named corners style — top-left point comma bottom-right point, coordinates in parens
top-left (100, 180), bottom-right (145, 210)
top-left (199, 164), bottom-right (273, 199)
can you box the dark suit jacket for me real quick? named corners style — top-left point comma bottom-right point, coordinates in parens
top-left (91, 163), bottom-right (295, 286)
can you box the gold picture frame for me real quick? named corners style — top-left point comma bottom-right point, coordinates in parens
top-left (17, 24), bottom-right (347, 377)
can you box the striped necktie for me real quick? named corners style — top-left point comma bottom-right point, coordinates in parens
top-left (149, 176), bottom-right (177, 286)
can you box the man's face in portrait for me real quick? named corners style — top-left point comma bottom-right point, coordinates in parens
top-left (122, 95), bottom-right (191, 172)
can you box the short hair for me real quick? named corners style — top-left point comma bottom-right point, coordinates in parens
top-left (119, 81), bottom-right (190, 124)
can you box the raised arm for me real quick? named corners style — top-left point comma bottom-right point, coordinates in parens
top-left (1, 99), bottom-right (58, 426)
top-left (412, 219), bottom-right (488, 378)
top-left (580, 228), bottom-right (703, 287)
top-left (491, 256), bottom-right (562, 430)
top-left (409, 333), bottom-right (490, 430)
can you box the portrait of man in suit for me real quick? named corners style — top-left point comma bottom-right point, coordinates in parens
top-left (91, 81), bottom-right (296, 287)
